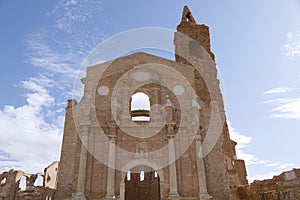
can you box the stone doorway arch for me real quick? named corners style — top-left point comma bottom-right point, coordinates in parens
top-left (119, 161), bottom-right (165, 200)
top-left (124, 165), bottom-right (160, 200)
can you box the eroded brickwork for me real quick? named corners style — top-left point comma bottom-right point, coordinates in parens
top-left (0, 162), bottom-right (58, 200)
top-left (238, 169), bottom-right (300, 200)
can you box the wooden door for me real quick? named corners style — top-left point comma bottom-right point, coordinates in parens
top-left (125, 170), bottom-right (160, 200)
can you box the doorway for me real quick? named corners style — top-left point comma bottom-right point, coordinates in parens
top-left (125, 166), bottom-right (160, 200)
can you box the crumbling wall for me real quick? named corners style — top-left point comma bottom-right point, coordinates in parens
top-left (0, 162), bottom-right (58, 200)
top-left (238, 168), bottom-right (300, 200)
top-left (0, 170), bottom-right (23, 200)
top-left (44, 161), bottom-right (58, 189)
top-left (15, 173), bottom-right (43, 200)
top-left (222, 122), bottom-right (249, 200)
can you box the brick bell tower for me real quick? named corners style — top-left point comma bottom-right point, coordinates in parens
top-left (173, 6), bottom-right (248, 199)
top-left (55, 6), bottom-right (247, 200)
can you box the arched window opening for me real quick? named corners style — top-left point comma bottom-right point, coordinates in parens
top-left (126, 171), bottom-right (131, 181)
top-left (154, 171), bottom-right (158, 178)
top-left (140, 170), bottom-right (145, 182)
top-left (34, 175), bottom-right (43, 186)
top-left (19, 176), bottom-right (26, 191)
top-left (131, 92), bottom-right (150, 121)
top-left (0, 177), bottom-right (6, 185)
top-left (186, 13), bottom-right (191, 21)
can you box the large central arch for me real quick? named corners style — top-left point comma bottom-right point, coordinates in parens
top-left (124, 166), bottom-right (160, 200)
top-left (119, 161), bottom-right (164, 200)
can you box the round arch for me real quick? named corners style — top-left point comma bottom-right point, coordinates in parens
top-left (119, 160), bottom-right (164, 200)
top-left (130, 92), bottom-right (151, 121)
top-left (120, 159), bottom-right (164, 181)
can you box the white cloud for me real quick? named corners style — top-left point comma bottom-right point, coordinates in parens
top-left (21, 75), bottom-right (54, 108)
top-left (26, 32), bottom-right (82, 77)
top-left (283, 31), bottom-right (300, 58)
top-left (247, 161), bottom-right (295, 182)
top-left (50, 0), bottom-right (103, 33)
top-left (277, 163), bottom-right (294, 170)
top-left (227, 121), bottom-right (252, 163)
top-left (264, 87), bottom-right (293, 95)
top-left (264, 161), bottom-right (294, 170)
top-left (25, 0), bottom-right (105, 103)
top-left (0, 75), bottom-right (63, 173)
top-left (264, 87), bottom-right (300, 120)
top-left (269, 98), bottom-right (300, 120)
top-left (248, 162), bottom-right (295, 182)
top-left (265, 162), bottom-right (280, 167)
top-left (26, 0), bottom-right (104, 79)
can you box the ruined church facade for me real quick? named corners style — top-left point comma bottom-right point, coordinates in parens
top-left (2, 6), bottom-right (300, 200)
top-left (54, 6), bottom-right (247, 200)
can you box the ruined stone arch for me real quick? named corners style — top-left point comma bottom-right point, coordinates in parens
top-left (121, 160), bottom-right (164, 182)
top-left (121, 162), bottom-right (163, 200)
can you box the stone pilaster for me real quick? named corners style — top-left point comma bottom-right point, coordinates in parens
top-left (105, 135), bottom-right (117, 199)
top-left (151, 87), bottom-right (161, 122)
top-left (119, 182), bottom-right (125, 200)
top-left (168, 135), bottom-right (180, 199)
top-left (73, 126), bottom-right (89, 199)
top-left (195, 135), bottom-right (212, 200)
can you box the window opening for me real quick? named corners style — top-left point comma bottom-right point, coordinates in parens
top-left (19, 176), bottom-right (26, 191)
top-left (140, 170), bottom-right (145, 181)
top-left (34, 175), bottom-right (43, 186)
top-left (0, 177), bottom-right (6, 185)
top-left (126, 171), bottom-right (131, 181)
top-left (131, 92), bottom-right (150, 121)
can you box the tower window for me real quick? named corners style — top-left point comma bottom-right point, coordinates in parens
top-left (131, 92), bottom-right (150, 121)
top-left (186, 12), bottom-right (192, 21)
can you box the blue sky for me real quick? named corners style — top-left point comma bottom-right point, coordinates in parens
top-left (0, 0), bottom-right (300, 182)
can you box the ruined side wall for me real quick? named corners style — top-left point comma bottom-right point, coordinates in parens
top-left (204, 132), bottom-right (230, 200)
top-left (55, 100), bottom-right (82, 199)
top-left (238, 169), bottom-right (300, 200)
top-left (0, 170), bottom-right (21, 200)
top-left (0, 167), bottom-right (57, 200)
top-left (234, 160), bottom-right (248, 186)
